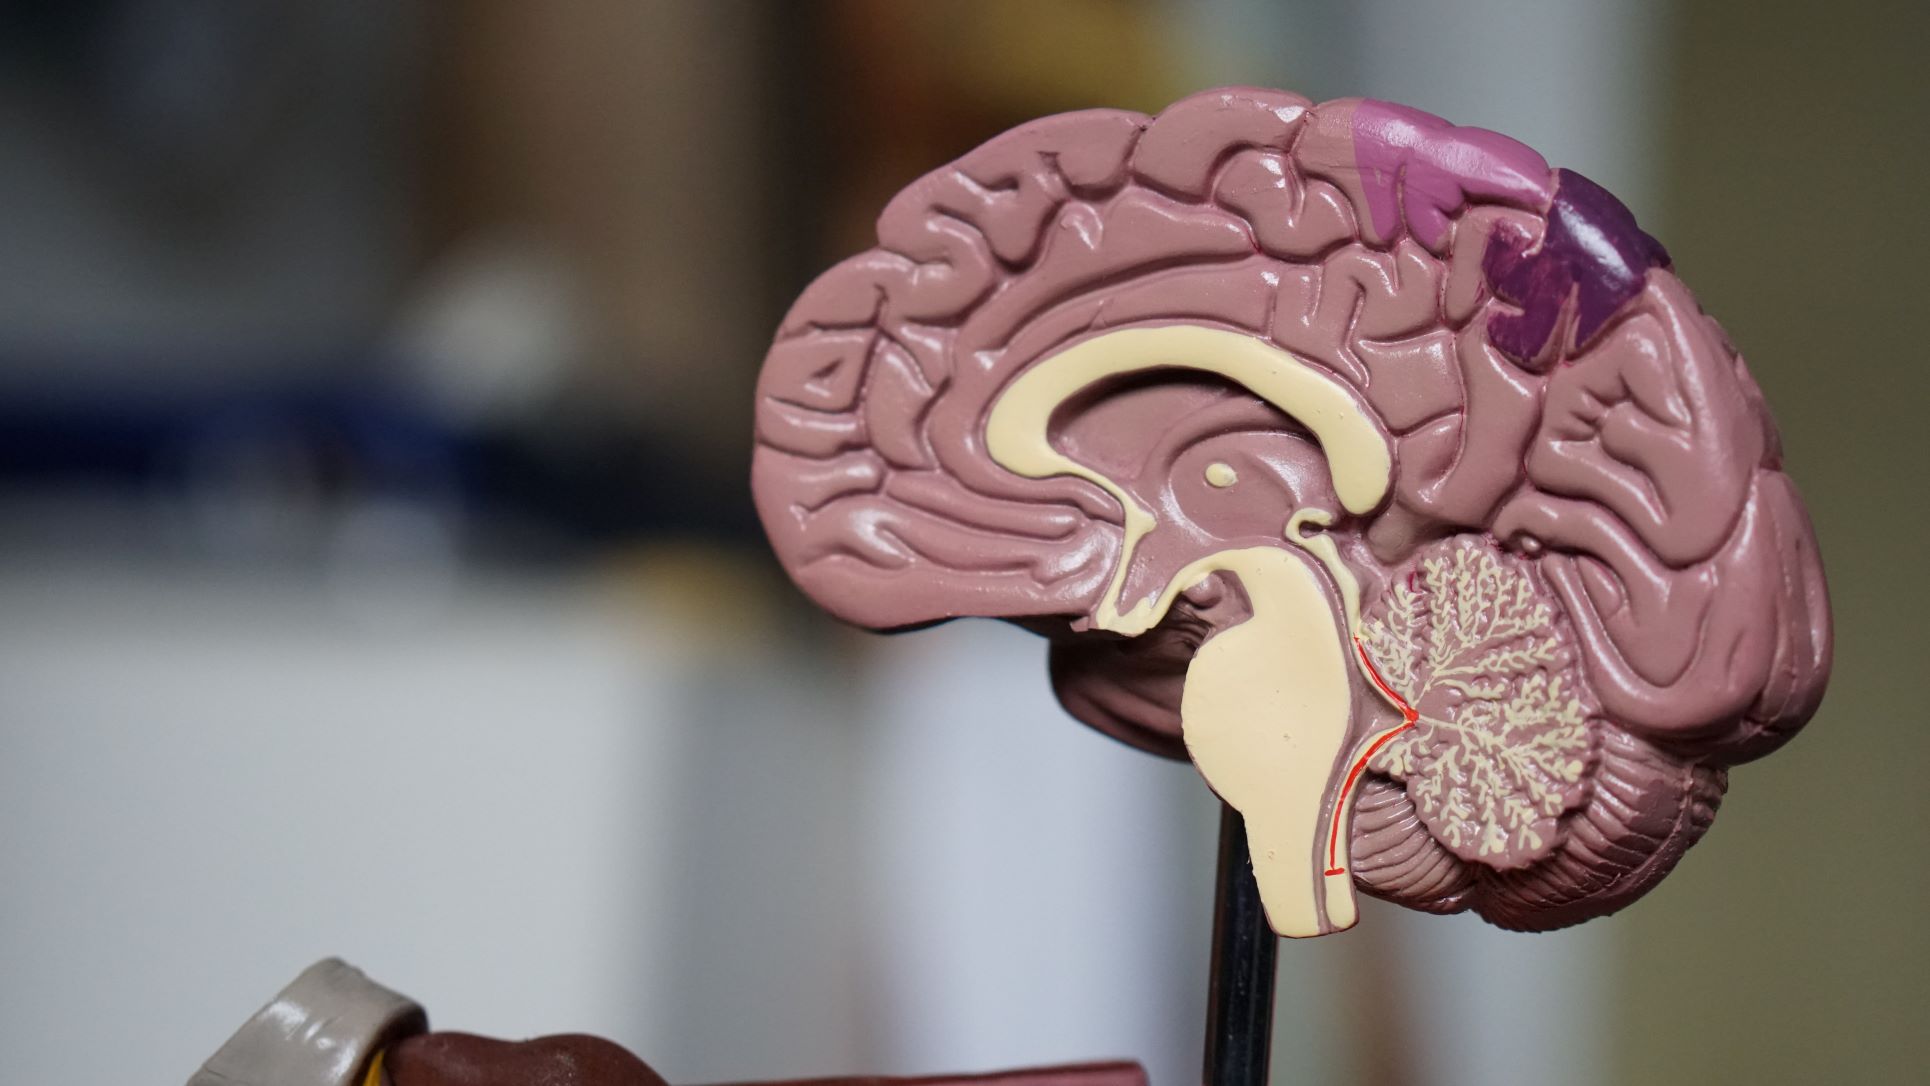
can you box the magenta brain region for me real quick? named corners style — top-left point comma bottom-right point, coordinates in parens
top-left (751, 88), bottom-right (1831, 935)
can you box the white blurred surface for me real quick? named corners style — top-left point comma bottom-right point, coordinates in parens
top-left (1384, 908), bottom-right (1615, 1086)
top-left (0, 562), bottom-right (687, 1083)
top-left (859, 620), bottom-right (1217, 1086)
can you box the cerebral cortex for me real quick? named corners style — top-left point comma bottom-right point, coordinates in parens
top-left (752, 88), bottom-right (1832, 932)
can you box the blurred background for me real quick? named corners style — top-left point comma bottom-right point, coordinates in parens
top-left (1, 2), bottom-right (1923, 1084)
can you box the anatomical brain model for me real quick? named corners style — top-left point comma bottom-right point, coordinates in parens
top-left (187, 86), bottom-right (1833, 1086)
top-left (753, 87), bottom-right (1832, 937)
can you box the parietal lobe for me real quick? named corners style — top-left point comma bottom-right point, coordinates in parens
top-left (751, 88), bottom-right (1832, 937)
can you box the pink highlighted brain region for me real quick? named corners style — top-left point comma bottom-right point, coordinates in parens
top-left (752, 88), bottom-right (1830, 933)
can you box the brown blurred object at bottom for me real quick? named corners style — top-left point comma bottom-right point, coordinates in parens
top-left (383, 1033), bottom-right (661, 1086)
top-left (383, 1032), bottom-right (1145, 1086)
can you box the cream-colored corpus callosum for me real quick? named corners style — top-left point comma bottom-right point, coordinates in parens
top-left (985, 325), bottom-right (1400, 936)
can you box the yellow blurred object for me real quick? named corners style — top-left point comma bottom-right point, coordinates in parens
top-left (909, 0), bottom-right (1184, 114)
top-left (598, 544), bottom-right (796, 655)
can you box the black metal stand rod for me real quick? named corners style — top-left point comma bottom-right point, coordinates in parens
top-left (1202, 805), bottom-right (1278, 1086)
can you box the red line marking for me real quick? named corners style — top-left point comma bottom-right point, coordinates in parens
top-left (1325, 637), bottom-right (1419, 875)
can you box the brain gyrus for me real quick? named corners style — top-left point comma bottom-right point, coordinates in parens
top-left (751, 88), bottom-right (1832, 935)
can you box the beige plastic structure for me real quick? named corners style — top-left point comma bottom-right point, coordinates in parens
top-left (185, 958), bottom-right (426, 1086)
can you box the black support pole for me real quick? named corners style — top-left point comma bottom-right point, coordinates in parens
top-left (1202, 804), bottom-right (1278, 1086)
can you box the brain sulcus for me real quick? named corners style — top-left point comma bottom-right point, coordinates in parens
top-left (752, 87), bottom-right (1831, 934)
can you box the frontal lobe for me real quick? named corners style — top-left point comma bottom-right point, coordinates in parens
top-left (751, 86), bottom-right (1831, 931)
